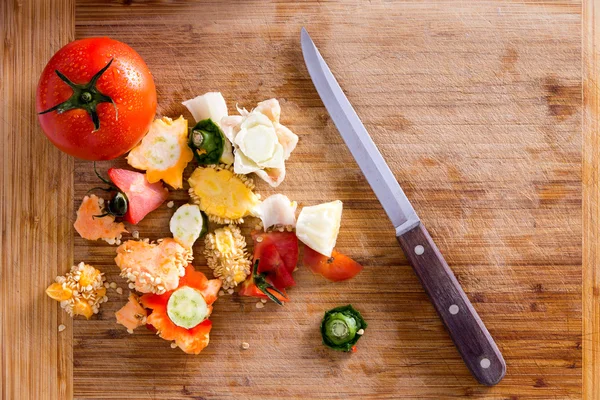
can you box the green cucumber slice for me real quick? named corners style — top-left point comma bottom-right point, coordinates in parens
top-left (170, 204), bottom-right (206, 248)
top-left (167, 286), bottom-right (208, 329)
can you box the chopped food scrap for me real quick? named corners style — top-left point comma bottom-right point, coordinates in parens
top-left (252, 194), bottom-right (297, 231)
top-left (58, 324), bottom-right (66, 332)
top-left (74, 194), bottom-right (127, 244)
top-left (107, 168), bottom-right (169, 225)
top-left (127, 116), bottom-right (193, 189)
top-left (115, 238), bottom-right (193, 294)
top-left (170, 204), bottom-right (208, 248)
top-left (303, 246), bottom-right (363, 282)
top-left (204, 225), bottom-right (251, 289)
top-left (115, 294), bottom-right (147, 332)
top-left (321, 305), bottom-right (367, 352)
top-left (46, 262), bottom-right (108, 319)
top-left (140, 264), bottom-right (221, 354)
top-left (239, 231), bottom-right (298, 304)
top-left (296, 200), bottom-right (343, 257)
top-left (188, 119), bottom-right (227, 165)
top-left (221, 98), bottom-right (298, 187)
top-left (182, 92), bottom-right (228, 127)
top-left (183, 92), bottom-right (234, 165)
top-left (188, 165), bottom-right (260, 224)
top-left (241, 342), bottom-right (250, 350)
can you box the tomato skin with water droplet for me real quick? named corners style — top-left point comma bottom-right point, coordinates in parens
top-left (36, 37), bottom-right (157, 160)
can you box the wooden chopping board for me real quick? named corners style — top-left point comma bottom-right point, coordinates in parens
top-left (72, 1), bottom-right (582, 398)
top-left (4, 0), bottom-right (596, 399)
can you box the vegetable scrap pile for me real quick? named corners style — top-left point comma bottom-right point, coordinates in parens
top-left (41, 38), bottom-right (367, 354)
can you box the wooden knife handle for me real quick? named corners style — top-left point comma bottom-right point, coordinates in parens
top-left (397, 222), bottom-right (506, 386)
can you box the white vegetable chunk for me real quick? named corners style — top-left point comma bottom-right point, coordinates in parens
top-left (182, 92), bottom-right (228, 125)
top-left (295, 200), bottom-right (343, 257)
top-left (253, 194), bottom-right (297, 231)
top-left (169, 204), bottom-right (204, 248)
top-left (220, 98), bottom-right (298, 187)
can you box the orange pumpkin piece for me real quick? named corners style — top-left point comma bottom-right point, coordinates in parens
top-left (74, 195), bottom-right (127, 244)
top-left (115, 238), bottom-right (193, 294)
top-left (140, 264), bottom-right (221, 354)
top-left (116, 294), bottom-right (147, 332)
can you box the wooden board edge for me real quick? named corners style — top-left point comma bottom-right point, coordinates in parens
top-left (1, 0), bottom-right (75, 399)
top-left (583, 0), bottom-right (600, 398)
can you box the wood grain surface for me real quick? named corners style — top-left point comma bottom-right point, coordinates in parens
top-left (1, 0), bottom-right (74, 399)
top-left (71, 1), bottom-right (582, 399)
top-left (3, 0), bottom-right (597, 399)
top-left (583, 0), bottom-right (600, 399)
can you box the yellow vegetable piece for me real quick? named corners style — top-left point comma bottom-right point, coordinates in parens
top-left (127, 116), bottom-right (193, 189)
top-left (73, 299), bottom-right (94, 319)
top-left (188, 165), bottom-right (259, 224)
top-left (47, 262), bottom-right (108, 319)
top-left (45, 282), bottom-right (73, 301)
top-left (78, 263), bottom-right (102, 287)
top-left (204, 225), bottom-right (251, 289)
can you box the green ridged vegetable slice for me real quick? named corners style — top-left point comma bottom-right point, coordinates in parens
top-left (320, 304), bottom-right (367, 352)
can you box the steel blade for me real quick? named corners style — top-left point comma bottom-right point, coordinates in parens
top-left (301, 28), bottom-right (420, 235)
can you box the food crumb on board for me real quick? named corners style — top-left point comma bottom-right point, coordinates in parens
top-left (357, 329), bottom-right (365, 336)
top-left (104, 282), bottom-right (110, 289)
top-left (260, 299), bottom-right (267, 304)
top-left (255, 302), bottom-right (264, 309)
top-left (109, 282), bottom-right (117, 289)
top-left (219, 290), bottom-right (225, 296)
top-left (170, 342), bottom-right (178, 349)
top-left (132, 230), bottom-right (139, 239)
top-left (116, 287), bottom-right (123, 295)
top-left (58, 324), bottom-right (66, 332)
top-left (127, 328), bottom-right (134, 334)
top-left (167, 201), bottom-right (174, 208)
top-left (227, 288), bottom-right (234, 295)
top-left (241, 342), bottom-right (250, 350)
top-left (128, 283), bottom-right (135, 290)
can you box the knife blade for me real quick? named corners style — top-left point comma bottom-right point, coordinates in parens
top-left (301, 27), bottom-right (506, 386)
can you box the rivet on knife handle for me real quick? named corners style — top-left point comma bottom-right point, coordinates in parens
top-left (397, 223), bottom-right (506, 386)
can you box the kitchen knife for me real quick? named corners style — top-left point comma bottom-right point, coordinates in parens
top-left (301, 27), bottom-right (506, 386)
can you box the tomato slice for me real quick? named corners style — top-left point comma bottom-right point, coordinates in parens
top-left (303, 246), bottom-right (364, 282)
top-left (258, 244), bottom-right (296, 288)
top-left (107, 168), bottom-right (169, 224)
top-left (252, 231), bottom-right (298, 273)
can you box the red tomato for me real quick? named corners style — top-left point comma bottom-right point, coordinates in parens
top-left (239, 231), bottom-right (298, 301)
top-left (303, 246), bottom-right (364, 282)
top-left (107, 168), bottom-right (168, 224)
top-left (252, 231), bottom-right (298, 273)
top-left (36, 37), bottom-right (157, 160)
top-left (258, 244), bottom-right (296, 288)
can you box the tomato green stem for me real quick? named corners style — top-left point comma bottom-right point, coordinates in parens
top-left (252, 260), bottom-right (287, 306)
top-left (39, 58), bottom-right (118, 131)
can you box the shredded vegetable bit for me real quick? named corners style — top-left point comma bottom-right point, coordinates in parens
top-left (127, 116), bottom-right (193, 189)
top-left (46, 262), bottom-right (108, 319)
top-left (73, 195), bottom-right (127, 245)
top-left (115, 238), bottom-right (193, 294)
top-left (204, 225), bottom-right (251, 289)
top-left (188, 164), bottom-right (260, 224)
